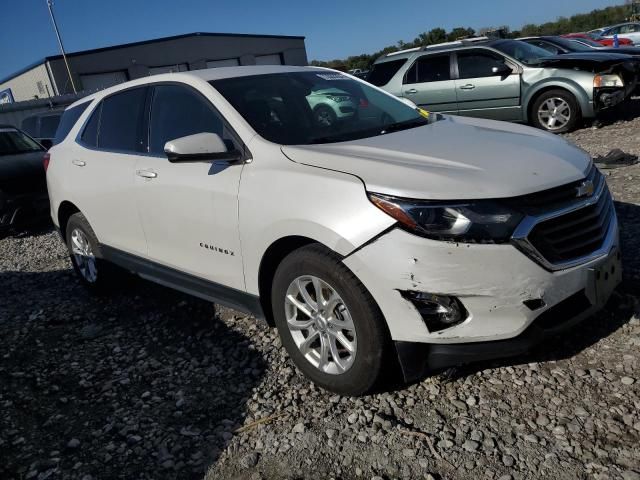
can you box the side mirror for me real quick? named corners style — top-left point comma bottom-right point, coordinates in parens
top-left (492, 64), bottom-right (513, 77)
top-left (399, 97), bottom-right (417, 108)
top-left (164, 132), bottom-right (242, 163)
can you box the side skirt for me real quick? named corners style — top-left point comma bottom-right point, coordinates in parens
top-left (100, 245), bottom-right (265, 319)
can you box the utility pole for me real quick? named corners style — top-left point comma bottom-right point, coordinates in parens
top-left (45, 0), bottom-right (77, 94)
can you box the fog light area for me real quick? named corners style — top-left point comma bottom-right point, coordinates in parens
top-left (401, 291), bottom-right (468, 332)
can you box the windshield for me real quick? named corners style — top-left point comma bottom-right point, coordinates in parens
top-left (492, 40), bottom-right (553, 65)
top-left (211, 71), bottom-right (429, 145)
top-left (0, 128), bottom-right (43, 156)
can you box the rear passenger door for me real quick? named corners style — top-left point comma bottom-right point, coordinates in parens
top-left (73, 87), bottom-right (149, 256)
top-left (453, 49), bottom-right (521, 121)
top-left (133, 83), bottom-right (246, 290)
top-left (401, 54), bottom-right (458, 113)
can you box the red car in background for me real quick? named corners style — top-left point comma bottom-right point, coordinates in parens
top-left (563, 32), bottom-right (634, 47)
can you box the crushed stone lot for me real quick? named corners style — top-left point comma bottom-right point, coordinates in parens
top-left (2, 102), bottom-right (640, 480)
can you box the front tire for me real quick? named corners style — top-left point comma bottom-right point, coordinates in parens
top-left (314, 105), bottom-right (338, 128)
top-left (530, 89), bottom-right (580, 133)
top-left (271, 244), bottom-right (390, 396)
top-left (65, 212), bottom-right (119, 292)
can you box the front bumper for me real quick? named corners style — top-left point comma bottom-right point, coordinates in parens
top-left (344, 225), bottom-right (621, 381)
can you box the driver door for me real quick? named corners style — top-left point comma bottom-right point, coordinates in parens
top-left (453, 49), bottom-right (521, 121)
top-left (134, 83), bottom-right (246, 290)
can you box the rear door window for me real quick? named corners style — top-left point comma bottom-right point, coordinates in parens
top-left (404, 54), bottom-right (451, 84)
top-left (367, 59), bottom-right (407, 86)
top-left (98, 87), bottom-right (148, 152)
top-left (148, 84), bottom-right (227, 155)
top-left (457, 50), bottom-right (509, 79)
top-left (54, 101), bottom-right (91, 145)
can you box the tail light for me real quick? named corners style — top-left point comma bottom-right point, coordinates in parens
top-left (43, 153), bottom-right (51, 171)
top-left (359, 98), bottom-right (369, 108)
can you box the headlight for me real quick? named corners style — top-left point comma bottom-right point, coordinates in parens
top-left (328, 95), bottom-right (350, 103)
top-left (594, 74), bottom-right (624, 88)
top-left (368, 193), bottom-right (524, 243)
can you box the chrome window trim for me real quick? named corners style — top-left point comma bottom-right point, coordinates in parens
top-left (511, 170), bottom-right (616, 271)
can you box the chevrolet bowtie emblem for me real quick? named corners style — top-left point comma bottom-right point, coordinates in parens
top-left (576, 180), bottom-right (595, 198)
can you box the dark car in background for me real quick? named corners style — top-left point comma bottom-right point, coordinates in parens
top-left (21, 111), bottom-right (63, 150)
top-left (0, 125), bottom-right (49, 232)
top-left (520, 36), bottom-right (640, 60)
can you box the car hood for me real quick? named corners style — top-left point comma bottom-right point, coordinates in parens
top-left (0, 150), bottom-right (47, 194)
top-left (537, 52), bottom-right (637, 71)
top-left (281, 115), bottom-right (592, 200)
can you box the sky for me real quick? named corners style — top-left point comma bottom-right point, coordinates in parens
top-left (0, 0), bottom-right (624, 79)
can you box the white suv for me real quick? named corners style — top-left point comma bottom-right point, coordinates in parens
top-left (47, 66), bottom-right (621, 395)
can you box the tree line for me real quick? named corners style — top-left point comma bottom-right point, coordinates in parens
top-left (310, 4), bottom-right (632, 71)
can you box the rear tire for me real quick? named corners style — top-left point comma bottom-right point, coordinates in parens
top-left (530, 89), bottom-right (580, 133)
top-left (271, 244), bottom-right (390, 396)
top-left (65, 212), bottom-right (120, 293)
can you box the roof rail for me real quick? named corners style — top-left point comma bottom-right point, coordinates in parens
top-left (385, 36), bottom-right (491, 57)
top-left (421, 36), bottom-right (490, 51)
top-left (386, 47), bottom-right (421, 57)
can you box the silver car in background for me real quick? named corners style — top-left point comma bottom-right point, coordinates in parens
top-left (368, 38), bottom-right (638, 133)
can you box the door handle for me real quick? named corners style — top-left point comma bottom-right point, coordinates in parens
top-left (459, 84), bottom-right (476, 90)
top-left (72, 159), bottom-right (86, 167)
top-left (405, 89), bottom-right (418, 94)
top-left (136, 169), bottom-right (157, 179)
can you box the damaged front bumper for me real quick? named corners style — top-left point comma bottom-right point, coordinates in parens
top-left (343, 221), bottom-right (621, 382)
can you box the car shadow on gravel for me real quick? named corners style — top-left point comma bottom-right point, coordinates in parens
top-left (436, 200), bottom-right (640, 383)
top-left (0, 269), bottom-right (266, 479)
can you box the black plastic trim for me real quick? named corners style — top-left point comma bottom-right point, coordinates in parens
top-left (101, 245), bottom-right (264, 319)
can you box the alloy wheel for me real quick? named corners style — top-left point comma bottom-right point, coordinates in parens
top-left (70, 228), bottom-right (97, 283)
top-left (537, 97), bottom-right (572, 131)
top-left (285, 275), bottom-right (357, 374)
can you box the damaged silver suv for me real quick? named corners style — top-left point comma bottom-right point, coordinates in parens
top-left (369, 38), bottom-right (639, 133)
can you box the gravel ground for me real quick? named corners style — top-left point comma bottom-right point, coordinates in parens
top-left (2, 100), bottom-right (640, 480)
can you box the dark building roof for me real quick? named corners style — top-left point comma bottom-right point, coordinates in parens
top-left (0, 31), bottom-right (306, 84)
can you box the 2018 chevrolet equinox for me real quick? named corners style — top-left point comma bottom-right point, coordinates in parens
top-left (46, 66), bottom-right (621, 395)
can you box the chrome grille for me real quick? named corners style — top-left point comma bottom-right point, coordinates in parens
top-left (512, 167), bottom-right (617, 271)
top-left (528, 186), bottom-right (613, 263)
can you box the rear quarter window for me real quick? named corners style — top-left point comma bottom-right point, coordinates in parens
top-left (367, 59), bottom-right (407, 86)
top-left (54, 101), bottom-right (91, 145)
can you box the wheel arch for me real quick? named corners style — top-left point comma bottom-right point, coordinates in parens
top-left (257, 235), bottom-right (330, 326)
top-left (523, 81), bottom-right (590, 123)
top-left (57, 201), bottom-right (81, 242)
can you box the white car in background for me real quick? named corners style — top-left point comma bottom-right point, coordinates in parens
top-left (598, 22), bottom-right (640, 45)
top-left (46, 66), bottom-right (621, 396)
